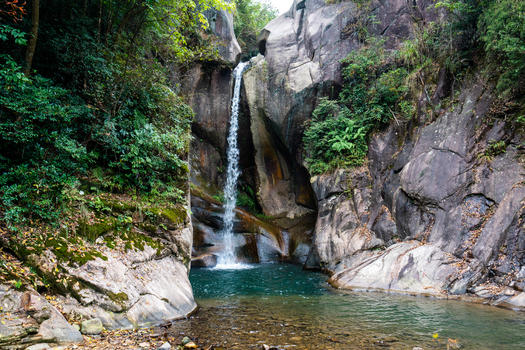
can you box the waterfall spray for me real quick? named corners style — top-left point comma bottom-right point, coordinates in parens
top-left (216, 61), bottom-right (250, 268)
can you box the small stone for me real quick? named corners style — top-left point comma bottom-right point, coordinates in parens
top-left (184, 342), bottom-right (197, 349)
top-left (139, 342), bottom-right (150, 349)
top-left (504, 288), bottom-right (516, 296)
top-left (158, 342), bottom-right (171, 350)
top-left (81, 318), bottom-right (103, 335)
top-left (181, 337), bottom-right (192, 345)
top-left (517, 266), bottom-right (525, 280)
top-left (412, 347), bottom-right (424, 350)
top-left (262, 345), bottom-right (270, 350)
top-left (26, 344), bottom-right (51, 350)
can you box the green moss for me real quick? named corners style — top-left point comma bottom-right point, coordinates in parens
top-left (119, 231), bottom-right (163, 255)
top-left (138, 223), bottom-right (158, 234)
top-left (108, 291), bottom-right (129, 304)
top-left (101, 199), bottom-right (138, 213)
top-left (9, 231), bottom-right (107, 269)
top-left (78, 219), bottom-right (114, 242)
top-left (147, 206), bottom-right (187, 226)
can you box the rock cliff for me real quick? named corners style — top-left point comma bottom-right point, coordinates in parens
top-left (237, 0), bottom-right (525, 309)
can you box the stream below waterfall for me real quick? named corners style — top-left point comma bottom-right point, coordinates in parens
top-left (168, 264), bottom-right (525, 349)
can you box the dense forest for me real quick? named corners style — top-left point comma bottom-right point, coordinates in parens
top-left (0, 0), bottom-right (275, 229)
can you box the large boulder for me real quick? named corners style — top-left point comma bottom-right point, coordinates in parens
top-left (205, 8), bottom-right (241, 64)
top-left (305, 168), bottom-right (383, 271)
top-left (329, 241), bottom-right (461, 296)
top-left (55, 244), bottom-right (197, 329)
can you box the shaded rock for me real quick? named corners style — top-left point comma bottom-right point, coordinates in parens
top-left (308, 168), bottom-right (382, 271)
top-left (81, 318), bottom-right (103, 335)
top-left (191, 254), bottom-right (218, 268)
top-left (205, 8), bottom-right (241, 64)
top-left (244, 55), bottom-right (316, 229)
top-left (472, 186), bottom-right (525, 264)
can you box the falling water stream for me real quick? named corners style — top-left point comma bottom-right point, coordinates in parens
top-left (216, 61), bottom-right (250, 269)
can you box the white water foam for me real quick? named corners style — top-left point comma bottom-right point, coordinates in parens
top-left (213, 263), bottom-right (254, 270)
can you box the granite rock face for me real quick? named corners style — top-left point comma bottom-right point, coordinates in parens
top-left (205, 8), bottom-right (241, 64)
top-left (238, 0), bottom-right (525, 309)
top-left (329, 242), bottom-right (461, 297)
top-left (309, 78), bottom-right (524, 309)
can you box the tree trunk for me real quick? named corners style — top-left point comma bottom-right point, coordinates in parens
top-left (24, 0), bottom-right (40, 76)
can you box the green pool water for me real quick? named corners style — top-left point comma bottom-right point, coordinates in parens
top-left (169, 264), bottom-right (525, 349)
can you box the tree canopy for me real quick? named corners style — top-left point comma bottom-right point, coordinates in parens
top-left (233, 0), bottom-right (278, 57)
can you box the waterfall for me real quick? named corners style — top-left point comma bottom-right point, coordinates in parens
top-left (216, 61), bottom-right (250, 268)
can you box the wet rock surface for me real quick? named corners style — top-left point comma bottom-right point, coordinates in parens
top-left (190, 189), bottom-right (308, 265)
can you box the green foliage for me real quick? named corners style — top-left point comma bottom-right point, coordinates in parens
top-left (303, 43), bottom-right (410, 174)
top-left (236, 192), bottom-right (258, 214)
top-left (0, 0), bottom-right (229, 227)
top-left (479, 0), bottom-right (525, 93)
top-left (431, 0), bottom-right (525, 93)
top-left (233, 0), bottom-right (278, 57)
top-left (0, 24), bottom-right (26, 45)
top-left (0, 55), bottom-right (91, 225)
top-left (486, 140), bottom-right (507, 158)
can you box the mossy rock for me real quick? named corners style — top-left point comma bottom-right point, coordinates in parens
top-left (108, 291), bottom-right (129, 305)
top-left (147, 206), bottom-right (187, 227)
top-left (120, 231), bottom-right (164, 255)
top-left (78, 219), bottom-right (115, 242)
top-left (138, 222), bottom-right (158, 234)
top-left (101, 199), bottom-right (138, 214)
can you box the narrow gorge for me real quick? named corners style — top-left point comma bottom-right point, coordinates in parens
top-left (189, 0), bottom-right (524, 309)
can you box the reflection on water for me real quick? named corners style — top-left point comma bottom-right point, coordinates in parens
top-left (169, 264), bottom-right (525, 349)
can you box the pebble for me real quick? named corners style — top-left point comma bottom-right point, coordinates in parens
top-left (157, 342), bottom-right (171, 350)
top-left (412, 347), bottom-right (423, 350)
top-left (139, 342), bottom-right (150, 348)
